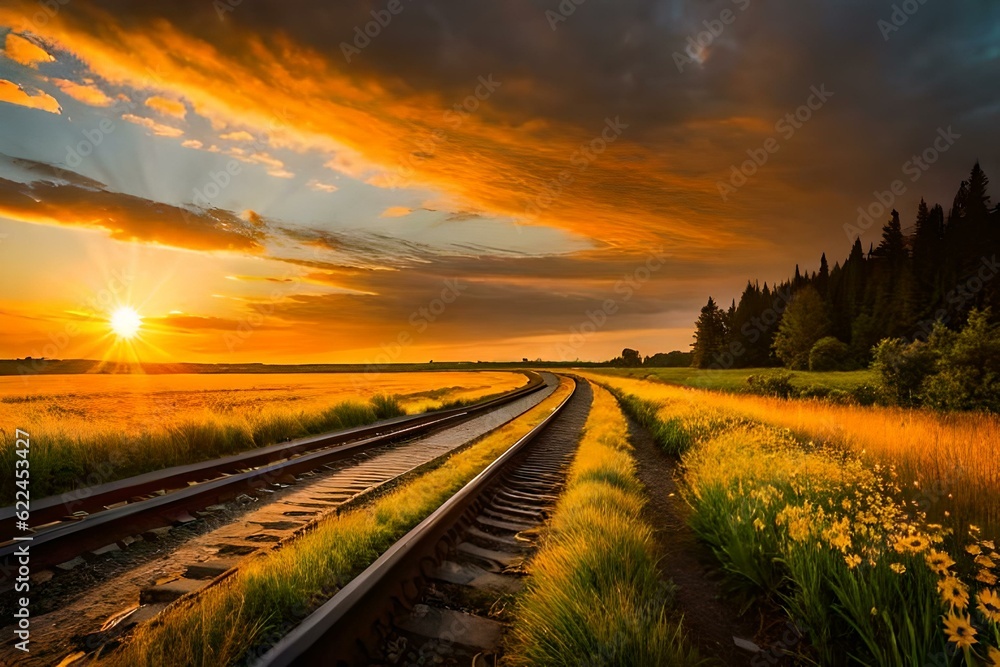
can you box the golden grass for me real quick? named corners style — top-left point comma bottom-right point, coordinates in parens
top-left (506, 384), bottom-right (702, 666)
top-left (577, 371), bottom-right (1000, 537)
top-left (0, 371), bottom-right (526, 501)
top-left (100, 377), bottom-right (573, 667)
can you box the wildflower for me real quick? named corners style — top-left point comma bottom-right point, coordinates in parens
top-left (943, 611), bottom-right (977, 649)
top-left (890, 563), bottom-right (906, 574)
top-left (977, 588), bottom-right (1000, 623)
top-left (969, 544), bottom-right (984, 556)
top-left (985, 540), bottom-right (997, 550)
top-left (926, 550), bottom-right (956, 576)
top-left (988, 646), bottom-right (1000, 667)
top-left (977, 554), bottom-right (997, 569)
top-left (939, 576), bottom-right (970, 609)
top-left (844, 554), bottom-right (862, 569)
top-left (978, 570), bottom-right (998, 586)
top-left (895, 535), bottom-right (930, 553)
top-left (753, 518), bottom-right (765, 532)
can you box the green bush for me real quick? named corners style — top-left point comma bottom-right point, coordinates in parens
top-left (808, 336), bottom-right (851, 372)
top-left (870, 308), bottom-right (1000, 412)
top-left (798, 384), bottom-right (831, 399)
top-left (746, 372), bottom-right (795, 399)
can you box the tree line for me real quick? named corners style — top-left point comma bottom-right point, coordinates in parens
top-left (691, 162), bottom-right (1000, 371)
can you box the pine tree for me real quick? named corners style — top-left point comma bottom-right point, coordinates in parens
top-left (691, 297), bottom-right (729, 368)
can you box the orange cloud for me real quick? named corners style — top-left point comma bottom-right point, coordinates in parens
top-left (380, 206), bottom-right (412, 218)
top-left (2, 33), bottom-right (54, 67)
top-left (220, 130), bottom-right (255, 142)
top-left (52, 78), bottom-right (114, 106)
top-left (0, 176), bottom-right (265, 252)
top-left (307, 179), bottom-right (338, 193)
top-left (0, 79), bottom-right (60, 113)
top-left (145, 95), bottom-right (186, 119)
top-left (121, 113), bottom-right (184, 137)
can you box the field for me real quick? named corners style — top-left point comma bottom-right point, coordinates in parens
top-left (589, 367), bottom-right (875, 394)
top-left (579, 371), bottom-right (1000, 665)
top-left (0, 371), bottom-right (526, 501)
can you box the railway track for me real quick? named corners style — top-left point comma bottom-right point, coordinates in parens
top-left (0, 372), bottom-right (546, 578)
top-left (254, 377), bottom-right (593, 667)
top-left (1, 374), bottom-right (564, 666)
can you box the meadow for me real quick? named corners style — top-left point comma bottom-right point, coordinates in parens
top-left (101, 378), bottom-right (574, 667)
top-left (0, 371), bottom-right (526, 502)
top-left (580, 371), bottom-right (1000, 665)
top-left (591, 366), bottom-right (875, 394)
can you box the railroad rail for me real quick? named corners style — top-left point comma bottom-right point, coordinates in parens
top-left (255, 377), bottom-right (592, 667)
top-left (0, 372), bottom-right (547, 575)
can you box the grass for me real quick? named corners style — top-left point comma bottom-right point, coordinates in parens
top-left (0, 371), bottom-right (526, 503)
top-left (577, 371), bottom-right (1000, 539)
top-left (505, 384), bottom-right (703, 667)
top-left (583, 373), bottom-right (1000, 666)
top-left (99, 378), bottom-right (574, 667)
top-left (588, 367), bottom-right (875, 395)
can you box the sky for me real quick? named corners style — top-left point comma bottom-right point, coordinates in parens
top-left (0, 0), bottom-right (998, 364)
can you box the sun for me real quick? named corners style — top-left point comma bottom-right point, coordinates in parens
top-left (110, 306), bottom-right (142, 339)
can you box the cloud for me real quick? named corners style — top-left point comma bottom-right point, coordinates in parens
top-left (0, 174), bottom-right (266, 252)
top-left (145, 95), bottom-right (186, 119)
top-left (220, 130), bottom-right (255, 142)
top-left (307, 179), bottom-right (338, 193)
top-left (0, 79), bottom-right (60, 113)
top-left (51, 77), bottom-right (115, 106)
top-left (181, 139), bottom-right (203, 149)
top-left (380, 206), bottom-right (412, 218)
top-left (2, 33), bottom-right (54, 67)
top-left (121, 113), bottom-right (184, 137)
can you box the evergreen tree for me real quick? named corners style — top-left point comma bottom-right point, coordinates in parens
top-left (691, 297), bottom-right (728, 368)
top-left (773, 286), bottom-right (829, 369)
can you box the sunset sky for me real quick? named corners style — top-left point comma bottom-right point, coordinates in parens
top-left (0, 1), bottom-right (997, 364)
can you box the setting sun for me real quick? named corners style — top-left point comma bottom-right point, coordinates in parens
top-left (110, 306), bottom-right (142, 339)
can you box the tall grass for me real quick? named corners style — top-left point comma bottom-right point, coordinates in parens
top-left (587, 373), bottom-right (1000, 666)
top-left (506, 384), bottom-right (703, 667)
top-left (0, 395), bottom-right (404, 502)
top-left (100, 379), bottom-right (574, 667)
top-left (578, 371), bottom-right (1000, 538)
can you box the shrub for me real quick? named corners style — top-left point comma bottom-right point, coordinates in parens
top-left (797, 384), bottom-right (831, 399)
top-left (746, 372), bottom-right (795, 399)
top-left (848, 383), bottom-right (882, 406)
top-left (870, 337), bottom-right (937, 407)
top-left (808, 336), bottom-right (851, 372)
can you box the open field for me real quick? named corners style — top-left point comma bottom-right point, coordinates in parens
top-left (582, 372), bottom-right (1000, 665)
top-left (0, 371), bottom-right (526, 501)
top-left (578, 372), bottom-right (1000, 538)
top-left (588, 367), bottom-right (876, 394)
top-left (507, 383), bottom-right (701, 666)
top-left (100, 377), bottom-right (574, 667)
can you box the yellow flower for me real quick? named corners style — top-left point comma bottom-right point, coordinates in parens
top-left (977, 554), bottom-right (997, 569)
top-left (895, 535), bottom-right (930, 553)
top-left (978, 569), bottom-right (999, 586)
top-left (753, 517), bottom-right (765, 532)
top-left (845, 554), bottom-right (862, 569)
top-left (939, 576), bottom-right (970, 609)
top-left (988, 646), bottom-right (1000, 667)
top-left (890, 563), bottom-right (906, 574)
top-left (983, 540), bottom-right (997, 550)
top-left (969, 544), bottom-right (983, 555)
top-left (977, 588), bottom-right (1000, 624)
top-left (943, 611), bottom-right (977, 649)
top-left (926, 550), bottom-right (956, 575)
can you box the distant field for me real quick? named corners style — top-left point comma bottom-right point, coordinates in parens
top-left (0, 371), bottom-right (526, 501)
top-left (587, 366), bottom-right (876, 393)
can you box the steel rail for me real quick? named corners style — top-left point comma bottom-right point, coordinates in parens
top-left (254, 376), bottom-right (578, 667)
